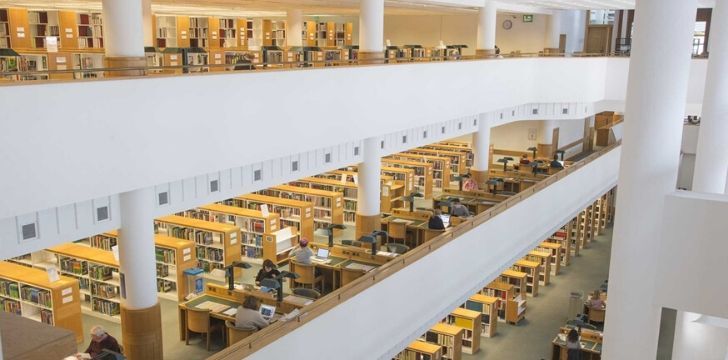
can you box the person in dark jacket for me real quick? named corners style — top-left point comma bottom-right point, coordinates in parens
top-left (428, 209), bottom-right (446, 230)
top-left (550, 154), bottom-right (564, 169)
top-left (255, 259), bottom-right (280, 286)
top-left (85, 326), bottom-right (121, 357)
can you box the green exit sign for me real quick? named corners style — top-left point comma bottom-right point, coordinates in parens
top-left (523, 14), bottom-right (534, 23)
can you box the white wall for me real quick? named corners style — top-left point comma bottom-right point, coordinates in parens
top-left (496, 13), bottom-right (549, 54)
top-left (673, 312), bottom-right (728, 360)
top-left (491, 119), bottom-right (585, 157)
top-left (248, 145), bottom-right (621, 360)
top-left (0, 58), bottom-right (613, 220)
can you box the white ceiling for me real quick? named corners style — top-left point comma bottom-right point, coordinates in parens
top-left (0, 0), bottom-right (716, 17)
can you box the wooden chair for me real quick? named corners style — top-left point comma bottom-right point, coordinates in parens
top-left (387, 221), bottom-right (407, 244)
top-left (588, 307), bottom-right (606, 324)
top-left (423, 229), bottom-right (446, 244)
top-left (225, 321), bottom-right (256, 347)
top-left (340, 267), bottom-right (366, 287)
top-left (290, 260), bottom-right (324, 291)
top-left (186, 307), bottom-right (224, 351)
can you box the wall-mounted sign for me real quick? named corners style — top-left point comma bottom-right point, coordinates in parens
top-left (523, 14), bottom-right (534, 23)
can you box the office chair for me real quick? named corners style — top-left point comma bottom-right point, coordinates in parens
top-left (384, 242), bottom-right (410, 254)
top-left (292, 287), bottom-right (321, 300)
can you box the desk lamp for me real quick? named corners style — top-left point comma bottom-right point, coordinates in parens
top-left (261, 271), bottom-right (300, 302)
top-left (556, 150), bottom-right (566, 161)
top-left (325, 224), bottom-right (346, 248)
top-left (404, 191), bottom-right (424, 212)
top-left (487, 178), bottom-right (503, 195)
top-left (527, 147), bottom-right (538, 160)
top-left (225, 261), bottom-right (252, 291)
top-left (497, 157), bottom-right (513, 172)
top-left (359, 231), bottom-right (383, 256)
top-left (529, 160), bottom-right (544, 175)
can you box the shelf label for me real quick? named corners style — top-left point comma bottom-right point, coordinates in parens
top-left (230, 238), bottom-right (238, 245)
top-left (47, 267), bottom-right (60, 283)
top-left (183, 248), bottom-right (191, 255)
top-left (61, 287), bottom-right (72, 296)
top-left (183, 254), bottom-right (192, 262)
top-left (62, 296), bottom-right (73, 304)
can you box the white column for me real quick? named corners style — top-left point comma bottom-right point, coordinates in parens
top-left (118, 188), bottom-right (158, 310)
top-left (602, 0), bottom-right (697, 358)
top-left (673, 312), bottom-right (728, 360)
top-left (539, 120), bottom-right (556, 144)
top-left (476, 0), bottom-right (497, 52)
top-left (565, 10), bottom-right (586, 53)
top-left (142, 0), bottom-right (152, 47)
top-left (102, 0), bottom-right (145, 57)
top-left (472, 114), bottom-right (491, 172)
top-left (358, 137), bottom-right (381, 216)
top-left (359, 0), bottom-right (384, 53)
top-left (545, 11), bottom-right (563, 49)
top-left (287, 10), bottom-right (304, 48)
top-left (692, 0), bottom-right (728, 194)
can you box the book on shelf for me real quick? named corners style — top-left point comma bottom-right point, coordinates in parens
top-left (90, 282), bottom-right (118, 300)
top-left (88, 264), bottom-right (113, 281)
top-left (20, 286), bottom-right (52, 307)
top-left (92, 298), bottom-right (120, 316)
top-left (155, 248), bottom-right (176, 264)
top-left (156, 279), bottom-right (176, 293)
top-left (0, 280), bottom-right (20, 299)
top-left (1, 298), bottom-right (22, 315)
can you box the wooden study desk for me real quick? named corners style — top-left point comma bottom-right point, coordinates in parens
top-left (304, 244), bottom-right (388, 291)
top-left (551, 327), bottom-right (603, 360)
top-left (380, 214), bottom-right (430, 247)
top-left (178, 287), bottom-right (310, 341)
top-left (433, 194), bottom-right (500, 215)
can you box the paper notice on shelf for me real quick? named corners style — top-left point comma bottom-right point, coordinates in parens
top-left (170, 55), bottom-right (178, 60)
top-left (230, 238), bottom-right (237, 245)
top-left (62, 287), bottom-right (72, 296)
top-left (65, 34), bottom-right (73, 38)
top-left (56, 57), bottom-right (66, 64)
top-left (57, 65), bottom-right (67, 70)
top-left (170, 62), bottom-right (178, 66)
top-left (111, 245), bottom-right (119, 261)
top-left (16, 27), bottom-right (24, 32)
top-left (214, 54), bottom-right (222, 59)
top-left (353, 175), bottom-right (358, 185)
top-left (340, 176), bottom-right (347, 184)
top-left (183, 254), bottom-right (192, 262)
top-left (17, 32), bottom-right (25, 38)
top-left (260, 204), bottom-right (270, 217)
top-left (65, 28), bottom-right (73, 33)
top-left (63, 296), bottom-right (73, 304)
top-left (183, 248), bottom-right (191, 255)
top-left (47, 267), bottom-right (60, 282)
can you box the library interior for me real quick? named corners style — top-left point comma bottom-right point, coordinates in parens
top-left (0, 0), bottom-right (727, 359)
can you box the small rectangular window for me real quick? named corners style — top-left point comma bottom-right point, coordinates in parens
top-left (292, 161), bottom-right (299, 171)
top-left (325, 153), bottom-right (331, 163)
top-left (402, 135), bottom-right (407, 144)
top-left (354, 147), bottom-right (360, 156)
top-left (158, 192), bottom-right (169, 205)
top-left (423, 131), bottom-right (428, 139)
top-left (380, 140), bottom-right (385, 149)
top-left (562, 108), bottom-right (569, 114)
top-left (458, 122), bottom-right (462, 130)
top-left (532, 108), bottom-right (539, 115)
top-left (96, 206), bottom-right (109, 221)
top-left (210, 180), bottom-right (219, 192)
top-left (21, 223), bottom-right (37, 240)
top-left (254, 169), bottom-right (262, 181)
top-left (441, 126), bottom-right (446, 134)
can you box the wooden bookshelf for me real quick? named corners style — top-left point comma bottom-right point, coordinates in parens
top-left (382, 158), bottom-right (434, 199)
top-left (406, 148), bottom-right (467, 177)
top-left (218, 17), bottom-right (236, 48)
top-left (318, 170), bottom-right (406, 214)
top-left (186, 203), bottom-right (279, 262)
top-left (188, 16), bottom-right (209, 48)
top-left (446, 308), bottom-right (481, 354)
top-left (76, 12), bottom-right (102, 49)
top-left (154, 235), bottom-right (198, 302)
top-left (500, 269), bottom-right (527, 298)
top-left (45, 243), bottom-right (121, 323)
top-left (259, 185), bottom-right (344, 232)
top-left (512, 259), bottom-right (540, 297)
top-left (425, 323), bottom-right (463, 360)
top-left (0, 9), bottom-right (10, 49)
top-left (526, 249), bottom-right (552, 285)
top-left (423, 143), bottom-right (474, 168)
top-left (27, 10), bottom-right (59, 49)
top-left (396, 340), bottom-right (443, 360)
top-left (465, 294), bottom-right (497, 338)
top-left (290, 177), bottom-right (359, 224)
top-left (547, 223), bottom-right (573, 266)
top-left (482, 281), bottom-right (524, 324)
top-left (262, 227), bottom-right (300, 266)
top-left (538, 241), bottom-right (564, 275)
top-left (156, 15), bottom-right (177, 48)
top-left (381, 166), bottom-right (417, 195)
top-left (569, 216), bottom-right (583, 256)
top-left (0, 261), bottom-right (83, 342)
top-left (155, 215), bottom-right (240, 274)
top-left (262, 19), bottom-right (285, 46)
top-left (387, 153), bottom-right (452, 190)
top-left (232, 194), bottom-right (314, 241)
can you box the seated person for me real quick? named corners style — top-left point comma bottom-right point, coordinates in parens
top-left (428, 209), bottom-right (446, 230)
top-left (588, 290), bottom-right (606, 309)
top-left (289, 238), bottom-right (314, 265)
top-left (462, 175), bottom-right (479, 191)
top-left (550, 155), bottom-right (564, 169)
top-left (255, 259), bottom-right (281, 289)
top-left (449, 199), bottom-right (470, 217)
top-left (520, 154), bottom-right (531, 165)
top-left (84, 326), bottom-right (121, 358)
top-left (235, 296), bottom-right (269, 330)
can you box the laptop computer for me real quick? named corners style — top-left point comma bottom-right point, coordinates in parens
top-left (259, 304), bottom-right (276, 321)
top-left (440, 214), bottom-right (451, 227)
top-left (311, 248), bottom-right (331, 263)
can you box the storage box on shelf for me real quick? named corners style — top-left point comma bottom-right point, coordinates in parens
top-left (445, 308), bottom-right (481, 354)
top-left (512, 259), bottom-right (540, 297)
top-left (185, 204), bottom-right (279, 262)
top-left (464, 294), bottom-right (497, 338)
top-left (382, 158), bottom-right (434, 199)
top-left (44, 243), bottom-right (121, 323)
top-left (155, 215), bottom-right (240, 274)
top-left (425, 323), bottom-right (463, 360)
top-left (230, 194), bottom-right (314, 241)
top-left (387, 153), bottom-right (452, 190)
top-left (0, 261), bottom-right (83, 342)
top-left (396, 340), bottom-right (443, 360)
top-left (258, 185), bottom-right (343, 232)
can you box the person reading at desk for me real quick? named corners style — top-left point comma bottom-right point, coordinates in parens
top-left (588, 290), bottom-right (606, 309)
top-left (428, 209), bottom-right (446, 230)
top-left (235, 296), bottom-right (269, 330)
top-left (83, 326), bottom-right (122, 358)
top-left (289, 238), bottom-right (314, 265)
top-left (462, 174), bottom-right (479, 191)
top-left (566, 328), bottom-right (581, 360)
top-left (450, 199), bottom-right (470, 217)
top-left (255, 259), bottom-right (280, 287)
top-left (520, 154), bottom-right (530, 165)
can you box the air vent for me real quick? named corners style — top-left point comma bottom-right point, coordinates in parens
top-left (292, 160), bottom-right (299, 171)
top-left (473, 119), bottom-right (477, 126)
top-left (354, 147), bottom-right (360, 156)
top-left (210, 179), bottom-right (219, 193)
top-left (458, 122), bottom-right (462, 130)
top-left (500, 113), bottom-right (504, 120)
top-left (532, 108), bottom-right (539, 115)
top-left (441, 126), bottom-right (446, 134)
top-left (96, 206), bottom-right (109, 221)
top-left (423, 131), bottom-right (428, 139)
top-left (402, 135), bottom-right (407, 144)
top-left (254, 169), bottom-right (262, 181)
top-left (21, 223), bottom-right (37, 240)
top-left (562, 108), bottom-right (569, 114)
top-left (325, 153), bottom-right (332, 163)
top-left (380, 140), bottom-right (385, 149)
top-left (158, 191), bottom-right (169, 205)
